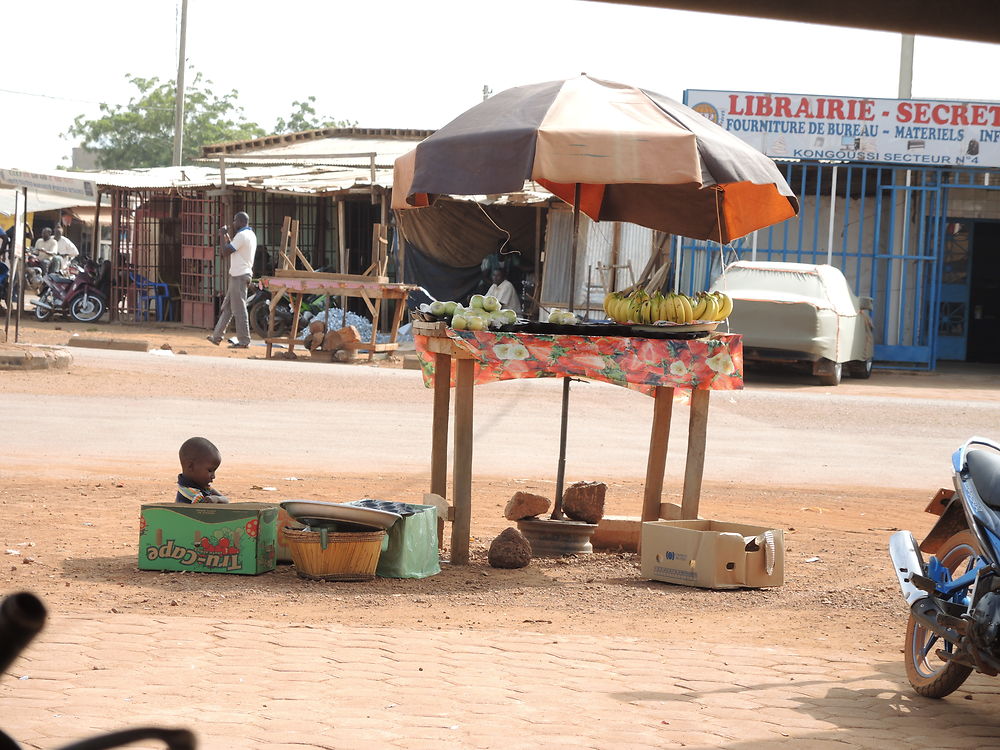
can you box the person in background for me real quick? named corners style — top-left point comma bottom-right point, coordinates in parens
top-left (486, 267), bottom-right (522, 314)
top-left (207, 211), bottom-right (258, 349)
top-left (0, 226), bottom-right (8, 263)
top-left (33, 228), bottom-right (58, 271)
top-left (51, 226), bottom-right (79, 272)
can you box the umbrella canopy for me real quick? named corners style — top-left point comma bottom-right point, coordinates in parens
top-left (393, 75), bottom-right (798, 243)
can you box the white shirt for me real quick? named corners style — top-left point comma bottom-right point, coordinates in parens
top-left (55, 236), bottom-right (79, 259)
top-left (33, 237), bottom-right (58, 259)
top-left (228, 227), bottom-right (257, 277)
top-left (486, 279), bottom-right (521, 313)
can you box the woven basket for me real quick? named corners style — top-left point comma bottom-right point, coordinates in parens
top-left (283, 527), bottom-right (385, 582)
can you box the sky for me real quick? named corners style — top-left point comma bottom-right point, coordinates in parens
top-left (5, 0), bottom-right (1000, 171)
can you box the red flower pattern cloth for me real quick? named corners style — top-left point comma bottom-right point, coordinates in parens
top-left (414, 330), bottom-right (743, 396)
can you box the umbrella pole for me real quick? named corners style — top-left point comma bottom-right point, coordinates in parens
top-left (568, 182), bottom-right (581, 313)
top-left (551, 376), bottom-right (571, 520)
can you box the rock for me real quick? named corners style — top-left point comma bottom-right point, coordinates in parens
top-left (562, 481), bottom-right (607, 524)
top-left (160, 343), bottom-right (172, 350)
top-left (308, 320), bottom-right (326, 335)
top-left (504, 491), bottom-right (550, 521)
top-left (488, 528), bottom-right (532, 568)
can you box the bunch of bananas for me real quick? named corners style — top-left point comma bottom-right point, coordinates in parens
top-left (603, 289), bottom-right (733, 324)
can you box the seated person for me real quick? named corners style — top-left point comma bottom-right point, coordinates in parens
top-left (51, 227), bottom-right (79, 272)
top-left (485, 267), bottom-right (522, 314)
top-left (176, 437), bottom-right (230, 504)
top-left (33, 228), bottom-right (58, 271)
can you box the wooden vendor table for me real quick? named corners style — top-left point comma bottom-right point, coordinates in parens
top-left (413, 321), bottom-right (744, 565)
top-left (261, 273), bottom-right (417, 361)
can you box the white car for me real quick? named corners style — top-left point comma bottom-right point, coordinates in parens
top-left (710, 261), bottom-right (874, 386)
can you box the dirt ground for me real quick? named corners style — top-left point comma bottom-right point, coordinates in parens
top-left (3, 317), bottom-right (999, 661)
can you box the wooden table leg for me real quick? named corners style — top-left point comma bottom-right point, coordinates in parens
top-left (451, 357), bottom-right (475, 565)
top-left (430, 352), bottom-right (451, 498)
top-left (681, 389), bottom-right (711, 520)
top-left (388, 295), bottom-right (407, 343)
top-left (368, 296), bottom-right (382, 362)
top-left (287, 292), bottom-right (302, 357)
top-left (642, 385), bottom-right (675, 522)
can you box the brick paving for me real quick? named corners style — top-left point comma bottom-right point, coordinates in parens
top-left (2, 613), bottom-right (999, 749)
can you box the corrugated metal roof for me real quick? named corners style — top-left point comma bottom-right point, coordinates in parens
top-left (0, 165), bottom-right (393, 194)
top-left (202, 127), bottom-right (433, 168)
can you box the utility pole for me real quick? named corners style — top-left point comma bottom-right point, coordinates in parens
top-left (172, 0), bottom-right (189, 166)
top-left (898, 33), bottom-right (915, 99)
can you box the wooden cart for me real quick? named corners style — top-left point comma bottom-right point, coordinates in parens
top-left (414, 321), bottom-right (737, 565)
top-left (261, 273), bottom-right (416, 361)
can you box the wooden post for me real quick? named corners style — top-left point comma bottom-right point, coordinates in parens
top-left (430, 352), bottom-right (451, 498)
top-left (642, 386), bottom-right (675, 521)
top-left (533, 206), bottom-right (542, 317)
top-left (337, 199), bottom-right (347, 314)
top-left (610, 222), bottom-right (622, 292)
top-left (451, 357), bottom-right (475, 565)
top-left (681, 389), bottom-right (711, 520)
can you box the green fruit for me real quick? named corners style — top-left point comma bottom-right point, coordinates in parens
top-left (452, 314), bottom-right (468, 330)
top-left (501, 309), bottom-right (517, 325)
top-left (468, 316), bottom-right (486, 331)
top-left (443, 301), bottom-right (458, 316)
top-left (429, 301), bottom-right (447, 317)
top-left (484, 296), bottom-right (501, 313)
top-left (470, 294), bottom-right (486, 309)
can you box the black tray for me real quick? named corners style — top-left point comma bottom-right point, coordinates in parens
top-left (495, 321), bottom-right (710, 340)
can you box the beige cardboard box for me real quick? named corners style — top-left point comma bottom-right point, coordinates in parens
top-left (641, 520), bottom-right (784, 589)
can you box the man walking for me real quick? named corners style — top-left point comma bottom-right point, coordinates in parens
top-left (207, 211), bottom-right (257, 349)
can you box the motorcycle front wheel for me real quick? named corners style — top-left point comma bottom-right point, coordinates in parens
top-left (249, 298), bottom-right (292, 339)
top-left (69, 293), bottom-right (106, 323)
top-left (904, 529), bottom-right (979, 698)
top-left (34, 291), bottom-right (54, 321)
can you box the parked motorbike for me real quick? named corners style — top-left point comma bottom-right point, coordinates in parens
top-left (247, 278), bottom-right (294, 339)
top-left (33, 257), bottom-right (108, 323)
top-left (889, 436), bottom-right (1000, 697)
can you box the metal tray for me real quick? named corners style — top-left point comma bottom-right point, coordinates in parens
top-left (279, 500), bottom-right (401, 530)
top-left (496, 320), bottom-right (718, 339)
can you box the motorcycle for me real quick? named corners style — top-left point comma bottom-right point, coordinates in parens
top-left (889, 436), bottom-right (1000, 697)
top-left (247, 278), bottom-right (294, 339)
top-left (33, 257), bottom-right (108, 323)
top-left (1, 591), bottom-right (194, 750)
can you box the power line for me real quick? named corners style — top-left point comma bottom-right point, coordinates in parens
top-left (0, 87), bottom-right (174, 111)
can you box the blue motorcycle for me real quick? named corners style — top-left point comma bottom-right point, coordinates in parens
top-left (890, 437), bottom-right (1000, 697)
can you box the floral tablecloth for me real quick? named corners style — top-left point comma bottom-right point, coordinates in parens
top-left (414, 330), bottom-right (743, 396)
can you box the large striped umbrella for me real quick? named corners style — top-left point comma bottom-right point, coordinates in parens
top-left (393, 74), bottom-right (798, 246)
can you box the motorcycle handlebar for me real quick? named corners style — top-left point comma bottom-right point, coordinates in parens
top-left (0, 592), bottom-right (47, 676)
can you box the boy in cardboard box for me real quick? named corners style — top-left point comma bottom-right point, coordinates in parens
top-left (175, 437), bottom-right (230, 504)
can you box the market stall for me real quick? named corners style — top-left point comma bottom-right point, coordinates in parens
top-left (261, 216), bottom-right (417, 361)
top-left (413, 320), bottom-right (743, 564)
top-left (261, 273), bottom-right (415, 360)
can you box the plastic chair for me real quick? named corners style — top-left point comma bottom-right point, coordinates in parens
top-left (129, 272), bottom-right (172, 322)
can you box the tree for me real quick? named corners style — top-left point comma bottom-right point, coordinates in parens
top-left (66, 71), bottom-right (265, 169)
top-left (272, 96), bottom-right (356, 134)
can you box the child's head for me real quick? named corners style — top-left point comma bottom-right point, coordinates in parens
top-left (178, 437), bottom-right (222, 488)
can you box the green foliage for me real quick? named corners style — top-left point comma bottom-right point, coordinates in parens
top-left (66, 71), bottom-right (265, 169)
top-left (272, 96), bottom-right (356, 134)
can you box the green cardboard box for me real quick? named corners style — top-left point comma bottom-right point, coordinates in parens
top-left (139, 503), bottom-right (278, 575)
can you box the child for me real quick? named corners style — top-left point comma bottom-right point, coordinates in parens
top-left (176, 437), bottom-right (230, 504)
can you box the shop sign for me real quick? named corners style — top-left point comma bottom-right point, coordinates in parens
top-left (685, 89), bottom-right (1000, 167)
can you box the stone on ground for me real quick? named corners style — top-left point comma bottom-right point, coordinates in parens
top-left (488, 527), bottom-right (532, 568)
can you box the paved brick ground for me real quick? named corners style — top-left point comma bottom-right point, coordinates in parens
top-left (2, 613), bottom-right (999, 749)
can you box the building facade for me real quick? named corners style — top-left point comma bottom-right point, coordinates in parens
top-left (679, 89), bottom-right (1000, 367)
